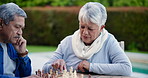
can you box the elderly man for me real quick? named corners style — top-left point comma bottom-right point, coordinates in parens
top-left (0, 3), bottom-right (36, 78)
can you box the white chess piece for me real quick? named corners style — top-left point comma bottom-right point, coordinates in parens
top-left (50, 69), bottom-right (52, 74)
top-left (70, 66), bottom-right (73, 73)
top-left (80, 74), bottom-right (84, 78)
top-left (62, 69), bottom-right (67, 78)
top-left (69, 67), bottom-right (74, 78)
top-left (73, 70), bottom-right (77, 78)
top-left (56, 71), bottom-right (58, 77)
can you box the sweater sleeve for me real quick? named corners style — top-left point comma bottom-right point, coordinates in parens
top-left (0, 75), bottom-right (20, 78)
top-left (89, 35), bottom-right (132, 76)
top-left (18, 55), bottom-right (31, 77)
top-left (42, 37), bottom-right (67, 73)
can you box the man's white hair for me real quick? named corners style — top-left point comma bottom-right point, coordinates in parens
top-left (0, 3), bottom-right (27, 25)
top-left (78, 2), bottom-right (107, 27)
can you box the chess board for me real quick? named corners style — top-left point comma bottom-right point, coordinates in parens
top-left (35, 67), bottom-right (85, 78)
top-left (36, 70), bottom-right (84, 78)
top-left (35, 67), bottom-right (132, 78)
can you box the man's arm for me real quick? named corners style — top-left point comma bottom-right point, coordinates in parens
top-left (0, 75), bottom-right (19, 78)
top-left (12, 37), bottom-right (31, 77)
top-left (18, 55), bottom-right (31, 77)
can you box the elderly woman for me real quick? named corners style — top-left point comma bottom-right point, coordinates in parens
top-left (43, 2), bottom-right (132, 76)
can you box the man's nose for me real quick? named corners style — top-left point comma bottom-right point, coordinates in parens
top-left (17, 29), bottom-right (22, 35)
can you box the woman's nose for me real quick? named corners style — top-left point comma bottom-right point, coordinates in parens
top-left (83, 28), bottom-right (89, 35)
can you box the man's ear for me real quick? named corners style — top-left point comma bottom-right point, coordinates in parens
top-left (0, 18), bottom-right (2, 26)
top-left (0, 25), bottom-right (2, 31)
top-left (0, 18), bottom-right (3, 30)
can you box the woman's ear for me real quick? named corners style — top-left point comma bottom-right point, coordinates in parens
top-left (100, 25), bottom-right (105, 31)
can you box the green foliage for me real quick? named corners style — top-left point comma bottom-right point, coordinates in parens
top-left (23, 8), bottom-right (148, 51)
top-left (106, 10), bottom-right (148, 51)
top-left (27, 45), bottom-right (56, 52)
top-left (114, 0), bottom-right (144, 7)
top-left (0, 0), bottom-right (147, 7)
top-left (50, 0), bottom-right (70, 6)
top-left (127, 42), bottom-right (139, 51)
top-left (24, 10), bottom-right (78, 46)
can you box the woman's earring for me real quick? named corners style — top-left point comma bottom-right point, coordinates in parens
top-left (100, 25), bottom-right (105, 30)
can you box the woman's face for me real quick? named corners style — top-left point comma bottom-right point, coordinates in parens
top-left (79, 21), bottom-right (102, 45)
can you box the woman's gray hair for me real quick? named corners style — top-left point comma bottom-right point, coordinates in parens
top-left (0, 3), bottom-right (27, 25)
top-left (78, 2), bottom-right (107, 27)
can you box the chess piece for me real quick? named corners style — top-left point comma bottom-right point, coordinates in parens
top-left (80, 74), bottom-right (84, 78)
top-left (37, 69), bottom-right (42, 77)
top-left (70, 66), bottom-right (73, 74)
top-left (88, 74), bottom-right (91, 78)
top-left (55, 71), bottom-right (58, 77)
top-left (73, 70), bottom-right (77, 78)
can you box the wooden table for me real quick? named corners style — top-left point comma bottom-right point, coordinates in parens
top-left (75, 73), bottom-right (134, 78)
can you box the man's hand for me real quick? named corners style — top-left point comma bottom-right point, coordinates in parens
top-left (13, 36), bottom-right (27, 57)
top-left (77, 60), bottom-right (90, 72)
top-left (52, 59), bottom-right (66, 73)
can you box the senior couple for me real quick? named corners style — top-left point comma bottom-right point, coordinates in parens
top-left (0, 2), bottom-right (132, 78)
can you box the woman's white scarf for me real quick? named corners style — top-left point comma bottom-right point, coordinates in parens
top-left (72, 29), bottom-right (108, 59)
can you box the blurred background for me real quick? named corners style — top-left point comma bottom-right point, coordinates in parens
top-left (1, 0), bottom-right (148, 52)
top-left (0, 0), bottom-right (148, 77)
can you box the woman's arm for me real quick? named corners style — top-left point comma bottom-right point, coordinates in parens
top-left (89, 36), bottom-right (132, 76)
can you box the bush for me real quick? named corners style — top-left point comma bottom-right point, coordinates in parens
top-left (23, 7), bottom-right (148, 51)
top-left (106, 10), bottom-right (148, 51)
top-left (0, 0), bottom-right (148, 7)
top-left (24, 9), bottom-right (78, 46)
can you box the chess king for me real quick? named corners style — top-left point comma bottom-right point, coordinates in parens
top-left (43, 2), bottom-right (132, 76)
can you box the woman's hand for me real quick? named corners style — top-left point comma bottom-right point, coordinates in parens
top-left (77, 60), bottom-right (90, 72)
top-left (52, 59), bottom-right (66, 72)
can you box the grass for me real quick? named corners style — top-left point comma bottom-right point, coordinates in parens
top-left (126, 50), bottom-right (148, 54)
top-left (27, 45), bottom-right (148, 54)
top-left (27, 45), bottom-right (57, 52)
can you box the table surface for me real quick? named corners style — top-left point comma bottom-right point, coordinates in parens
top-left (57, 73), bottom-right (134, 78)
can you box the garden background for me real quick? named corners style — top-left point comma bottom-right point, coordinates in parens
top-left (1, 0), bottom-right (148, 77)
top-left (0, 0), bottom-right (148, 52)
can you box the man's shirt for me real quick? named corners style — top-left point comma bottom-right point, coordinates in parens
top-left (0, 43), bottom-right (16, 76)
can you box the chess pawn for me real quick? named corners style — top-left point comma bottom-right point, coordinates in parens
top-left (70, 67), bottom-right (73, 74)
top-left (50, 69), bottom-right (53, 74)
top-left (55, 71), bottom-right (58, 77)
top-left (44, 73), bottom-right (48, 78)
top-left (73, 70), bottom-right (77, 78)
top-left (48, 74), bottom-right (51, 78)
top-left (88, 74), bottom-right (91, 78)
top-left (70, 72), bottom-right (73, 78)
top-left (63, 69), bottom-right (67, 74)
top-left (80, 74), bottom-right (84, 78)
top-left (62, 69), bottom-right (67, 78)
top-left (37, 69), bottom-right (42, 77)
top-left (66, 72), bottom-right (70, 78)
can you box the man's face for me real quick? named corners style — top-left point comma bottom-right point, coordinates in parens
top-left (79, 21), bottom-right (102, 45)
top-left (0, 15), bottom-right (25, 44)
